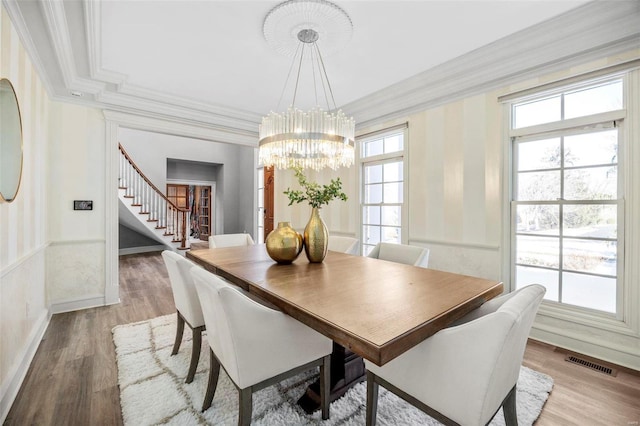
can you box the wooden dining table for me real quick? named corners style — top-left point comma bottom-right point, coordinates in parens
top-left (186, 243), bottom-right (503, 411)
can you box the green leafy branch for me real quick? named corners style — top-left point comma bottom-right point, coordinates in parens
top-left (284, 168), bottom-right (348, 209)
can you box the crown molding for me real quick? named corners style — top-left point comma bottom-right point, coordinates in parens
top-left (7, 0), bottom-right (640, 140)
top-left (346, 1), bottom-right (640, 130)
top-left (1, 0), bottom-right (55, 97)
top-left (103, 110), bottom-right (257, 147)
top-left (40, 0), bottom-right (104, 95)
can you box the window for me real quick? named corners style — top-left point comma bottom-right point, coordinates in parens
top-left (359, 125), bottom-right (407, 255)
top-left (510, 77), bottom-right (624, 315)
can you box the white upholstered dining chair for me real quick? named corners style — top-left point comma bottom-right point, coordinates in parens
top-left (161, 250), bottom-right (205, 384)
top-left (208, 233), bottom-right (255, 248)
top-left (367, 242), bottom-right (429, 268)
top-left (189, 267), bottom-right (333, 425)
top-left (364, 284), bottom-right (546, 426)
top-left (328, 235), bottom-right (359, 255)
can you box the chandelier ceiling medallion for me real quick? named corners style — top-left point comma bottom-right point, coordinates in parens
top-left (259, 0), bottom-right (355, 171)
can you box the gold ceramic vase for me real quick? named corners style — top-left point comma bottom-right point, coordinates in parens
top-left (265, 222), bottom-right (303, 264)
top-left (304, 207), bottom-right (329, 263)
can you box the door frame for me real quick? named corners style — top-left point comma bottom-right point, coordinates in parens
top-left (104, 110), bottom-right (256, 305)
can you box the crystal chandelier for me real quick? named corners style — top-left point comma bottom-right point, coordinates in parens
top-left (259, 0), bottom-right (355, 171)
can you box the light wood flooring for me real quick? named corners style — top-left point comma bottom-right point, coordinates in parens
top-left (5, 251), bottom-right (640, 425)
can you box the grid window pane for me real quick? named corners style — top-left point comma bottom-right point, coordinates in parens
top-left (365, 164), bottom-right (383, 184)
top-left (517, 171), bottom-right (560, 201)
top-left (516, 204), bottom-right (559, 235)
top-left (257, 189), bottom-right (264, 208)
top-left (365, 139), bottom-right (383, 157)
top-left (383, 182), bottom-right (403, 203)
top-left (381, 206), bottom-right (401, 226)
top-left (564, 166), bottom-right (617, 200)
top-left (365, 184), bottom-right (383, 204)
top-left (563, 204), bottom-right (617, 239)
top-left (565, 81), bottom-right (623, 120)
top-left (518, 138), bottom-right (561, 171)
top-left (383, 161), bottom-right (403, 182)
top-left (562, 272), bottom-right (616, 313)
top-left (563, 238), bottom-right (616, 276)
top-left (564, 131), bottom-right (617, 167)
top-left (516, 235), bottom-right (559, 268)
top-left (364, 206), bottom-right (381, 225)
top-left (363, 225), bottom-right (381, 245)
top-left (382, 227), bottom-right (401, 243)
top-left (516, 266), bottom-right (559, 302)
top-left (513, 96), bottom-right (561, 128)
top-left (384, 135), bottom-right (403, 153)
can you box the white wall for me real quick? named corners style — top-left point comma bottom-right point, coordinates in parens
top-left (0, 6), bottom-right (49, 421)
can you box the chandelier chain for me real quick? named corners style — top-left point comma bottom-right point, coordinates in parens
top-left (276, 42), bottom-right (302, 113)
top-left (313, 42), bottom-right (334, 111)
top-left (291, 42), bottom-right (307, 109)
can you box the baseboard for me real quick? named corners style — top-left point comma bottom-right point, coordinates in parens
top-left (530, 325), bottom-right (640, 372)
top-left (0, 309), bottom-right (51, 423)
top-left (49, 295), bottom-right (106, 314)
top-left (119, 245), bottom-right (167, 256)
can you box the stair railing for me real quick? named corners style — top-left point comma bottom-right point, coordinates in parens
top-left (118, 144), bottom-right (190, 249)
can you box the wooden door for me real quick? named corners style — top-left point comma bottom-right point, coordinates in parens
top-left (197, 186), bottom-right (211, 240)
top-left (167, 184), bottom-right (189, 208)
top-left (264, 167), bottom-right (274, 240)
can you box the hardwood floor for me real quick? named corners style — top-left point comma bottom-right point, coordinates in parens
top-left (5, 252), bottom-right (175, 426)
top-left (5, 251), bottom-right (640, 425)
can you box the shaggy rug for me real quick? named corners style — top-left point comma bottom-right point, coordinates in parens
top-left (113, 314), bottom-right (553, 425)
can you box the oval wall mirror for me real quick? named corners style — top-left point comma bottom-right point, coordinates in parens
top-left (0, 78), bottom-right (23, 203)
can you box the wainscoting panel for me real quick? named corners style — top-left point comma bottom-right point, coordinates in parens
top-left (0, 247), bottom-right (49, 422)
top-left (46, 240), bottom-right (106, 311)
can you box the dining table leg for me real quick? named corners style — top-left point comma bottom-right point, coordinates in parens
top-left (297, 341), bottom-right (366, 413)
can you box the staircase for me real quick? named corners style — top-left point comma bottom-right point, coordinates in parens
top-left (118, 144), bottom-right (191, 251)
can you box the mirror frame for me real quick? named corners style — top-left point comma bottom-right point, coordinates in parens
top-left (0, 78), bottom-right (24, 203)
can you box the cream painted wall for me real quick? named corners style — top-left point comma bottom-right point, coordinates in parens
top-left (274, 94), bottom-right (504, 281)
top-left (46, 103), bottom-right (106, 309)
top-left (1, 7), bottom-right (108, 419)
top-left (274, 49), bottom-right (640, 369)
top-left (0, 6), bottom-right (50, 420)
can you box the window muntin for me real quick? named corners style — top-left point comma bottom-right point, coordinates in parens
top-left (360, 127), bottom-right (405, 256)
top-left (511, 78), bottom-right (623, 315)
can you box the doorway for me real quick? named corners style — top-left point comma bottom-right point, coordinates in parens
top-left (167, 183), bottom-right (212, 241)
top-left (257, 166), bottom-right (274, 243)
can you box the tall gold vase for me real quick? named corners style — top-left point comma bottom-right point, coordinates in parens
top-left (304, 207), bottom-right (328, 263)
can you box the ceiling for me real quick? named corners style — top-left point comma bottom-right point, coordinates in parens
top-left (5, 1), bottom-right (640, 144)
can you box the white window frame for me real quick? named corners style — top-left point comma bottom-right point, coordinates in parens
top-left (357, 124), bottom-right (409, 255)
top-left (502, 71), bottom-right (640, 335)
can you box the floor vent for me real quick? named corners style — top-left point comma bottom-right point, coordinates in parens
top-left (565, 355), bottom-right (617, 376)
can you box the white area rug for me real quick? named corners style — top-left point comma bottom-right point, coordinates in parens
top-left (113, 314), bottom-right (553, 425)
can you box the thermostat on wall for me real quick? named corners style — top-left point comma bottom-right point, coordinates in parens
top-left (74, 200), bottom-right (93, 210)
